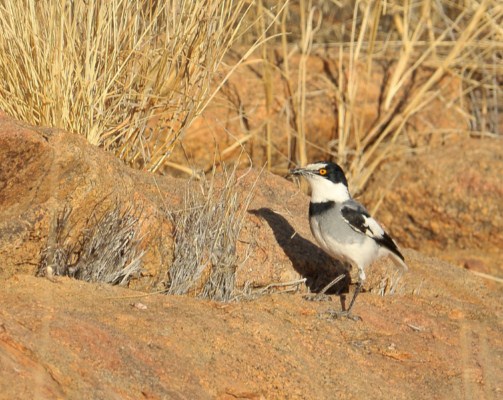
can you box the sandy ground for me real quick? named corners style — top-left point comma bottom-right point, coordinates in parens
top-left (1, 248), bottom-right (502, 399)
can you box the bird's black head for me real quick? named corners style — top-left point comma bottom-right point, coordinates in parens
top-left (290, 161), bottom-right (348, 187)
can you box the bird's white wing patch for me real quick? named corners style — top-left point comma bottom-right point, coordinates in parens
top-left (362, 215), bottom-right (385, 239)
top-left (341, 203), bottom-right (405, 263)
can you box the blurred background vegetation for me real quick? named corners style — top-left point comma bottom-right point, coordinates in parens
top-left (0, 0), bottom-right (501, 193)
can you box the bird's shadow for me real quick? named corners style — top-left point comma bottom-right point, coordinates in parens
top-left (249, 208), bottom-right (351, 295)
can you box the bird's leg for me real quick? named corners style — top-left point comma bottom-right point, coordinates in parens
top-left (324, 277), bottom-right (363, 321)
top-left (346, 280), bottom-right (362, 313)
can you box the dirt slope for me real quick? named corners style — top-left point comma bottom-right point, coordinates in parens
top-left (1, 252), bottom-right (502, 400)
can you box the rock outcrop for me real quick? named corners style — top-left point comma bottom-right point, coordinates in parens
top-left (0, 113), bottom-right (344, 293)
top-left (364, 138), bottom-right (503, 275)
top-left (1, 113), bottom-right (502, 399)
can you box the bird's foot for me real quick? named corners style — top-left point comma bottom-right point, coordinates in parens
top-left (323, 309), bottom-right (362, 321)
top-left (303, 293), bottom-right (332, 302)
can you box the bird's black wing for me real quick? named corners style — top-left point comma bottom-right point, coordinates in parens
top-left (341, 201), bottom-right (404, 261)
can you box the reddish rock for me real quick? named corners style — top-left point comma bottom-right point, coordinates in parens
top-left (0, 113), bottom-right (502, 399)
top-left (0, 113), bottom-right (345, 293)
top-left (0, 112), bottom-right (179, 287)
top-left (364, 138), bottom-right (503, 275)
top-left (0, 254), bottom-right (501, 399)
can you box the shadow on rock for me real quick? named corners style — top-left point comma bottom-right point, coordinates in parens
top-left (249, 208), bottom-right (350, 295)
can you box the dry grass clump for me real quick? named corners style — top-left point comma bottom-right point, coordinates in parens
top-left (0, 0), bottom-right (499, 186)
top-left (38, 203), bottom-right (144, 285)
top-left (0, 0), bottom-right (251, 171)
top-left (165, 164), bottom-right (258, 301)
top-left (369, 269), bottom-right (406, 297)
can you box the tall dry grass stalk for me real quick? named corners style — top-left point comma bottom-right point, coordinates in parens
top-left (238, 0), bottom-right (501, 193)
top-left (339, 0), bottom-right (501, 192)
top-left (0, 0), bottom-right (251, 171)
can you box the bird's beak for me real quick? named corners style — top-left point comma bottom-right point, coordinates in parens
top-left (289, 167), bottom-right (310, 177)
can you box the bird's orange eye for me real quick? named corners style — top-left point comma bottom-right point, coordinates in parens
top-left (319, 168), bottom-right (327, 175)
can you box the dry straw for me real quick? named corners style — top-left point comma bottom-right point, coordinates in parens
top-left (237, 0), bottom-right (502, 193)
top-left (0, 0), bottom-right (252, 171)
top-left (0, 0), bottom-right (500, 185)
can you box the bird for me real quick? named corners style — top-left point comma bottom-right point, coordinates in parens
top-left (290, 161), bottom-right (407, 319)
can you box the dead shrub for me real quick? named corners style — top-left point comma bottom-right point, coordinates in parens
top-left (165, 164), bottom-right (258, 301)
top-left (38, 202), bottom-right (144, 285)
